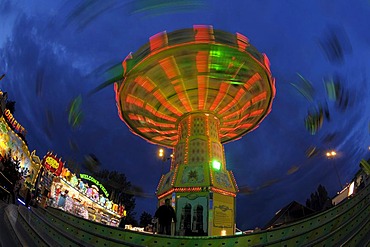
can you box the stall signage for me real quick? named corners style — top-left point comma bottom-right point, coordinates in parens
top-left (80, 173), bottom-right (109, 197)
top-left (42, 152), bottom-right (63, 176)
top-left (4, 109), bottom-right (27, 136)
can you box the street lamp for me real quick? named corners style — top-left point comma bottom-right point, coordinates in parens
top-left (158, 148), bottom-right (173, 173)
top-left (326, 151), bottom-right (337, 157)
top-left (158, 148), bottom-right (164, 160)
top-left (326, 150), bottom-right (343, 189)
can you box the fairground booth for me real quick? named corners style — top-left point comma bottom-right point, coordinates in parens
top-left (0, 90), bottom-right (125, 227)
top-left (0, 90), bottom-right (42, 201)
top-left (36, 152), bottom-right (124, 226)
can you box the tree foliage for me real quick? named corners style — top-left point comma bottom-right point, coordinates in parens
top-left (0, 151), bottom-right (24, 183)
top-left (93, 169), bottom-right (137, 224)
top-left (6, 100), bottom-right (16, 114)
top-left (305, 184), bottom-right (333, 211)
top-left (139, 211), bottom-right (153, 227)
top-left (0, 151), bottom-right (28, 202)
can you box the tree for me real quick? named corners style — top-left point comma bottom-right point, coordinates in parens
top-left (83, 154), bottom-right (142, 225)
top-left (0, 151), bottom-right (26, 203)
top-left (93, 169), bottom-right (137, 224)
top-left (305, 184), bottom-right (333, 211)
top-left (139, 211), bottom-right (153, 227)
top-left (5, 100), bottom-right (15, 114)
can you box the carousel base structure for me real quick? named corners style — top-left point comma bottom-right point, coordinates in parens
top-left (2, 183), bottom-right (370, 247)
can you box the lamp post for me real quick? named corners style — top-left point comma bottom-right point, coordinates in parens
top-left (326, 150), bottom-right (343, 190)
top-left (158, 148), bottom-right (173, 173)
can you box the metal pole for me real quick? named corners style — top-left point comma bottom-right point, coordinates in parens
top-left (332, 159), bottom-right (343, 189)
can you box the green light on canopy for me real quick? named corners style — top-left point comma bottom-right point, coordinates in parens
top-left (210, 49), bottom-right (222, 58)
top-left (212, 160), bottom-right (221, 170)
top-left (210, 64), bottom-right (222, 71)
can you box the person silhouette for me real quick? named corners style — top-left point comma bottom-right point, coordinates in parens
top-left (154, 198), bottom-right (176, 235)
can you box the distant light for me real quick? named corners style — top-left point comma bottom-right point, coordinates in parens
top-left (221, 229), bottom-right (227, 236)
top-left (326, 150), bottom-right (337, 158)
top-left (158, 148), bottom-right (164, 157)
top-left (348, 182), bottom-right (355, 196)
top-left (212, 160), bottom-right (221, 170)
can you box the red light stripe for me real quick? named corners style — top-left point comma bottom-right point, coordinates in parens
top-left (122, 53), bottom-right (133, 74)
top-left (244, 73), bottom-right (261, 90)
top-left (158, 56), bottom-right (179, 80)
top-left (223, 112), bottom-right (251, 126)
top-left (126, 94), bottom-right (144, 108)
top-left (156, 175), bottom-right (164, 192)
top-left (153, 135), bottom-right (178, 142)
top-left (218, 87), bottom-right (245, 115)
top-left (229, 171), bottom-right (239, 192)
top-left (196, 51), bottom-right (209, 73)
top-left (157, 188), bottom-right (174, 199)
top-left (251, 92), bottom-right (267, 104)
top-left (194, 25), bottom-right (214, 42)
top-left (137, 127), bottom-right (152, 133)
top-left (222, 92), bottom-right (265, 121)
top-left (223, 108), bottom-right (264, 127)
top-left (223, 119), bottom-right (240, 126)
top-left (236, 32), bottom-right (249, 51)
top-left (159, 130), bottom-right (178, 135)
top-left (174, 187), bottom-right (202, 192)
top-left (219, 127), bottom-right (237, 132)
top-left (223, 102), bottom-right (251, 120)
top-left (149, 31), bottom-right (168, 52)
top-left (135, 76), bottom-right (156, 92)
top-left (219, 76), bottom-right (267, 119)
top-left (114, 83), bottom-right (125, 122)
top-left (144, 104), bottom-right (177, 122)
top-left (173, 83), bottom-right (192, 112)
top-left (263, 54), bottom-right (271, 73)
top-left (210, 83), bottom-right (230, 111)
top-left (152, 90), bottom-right (182, 116)
top-left (198, 75), bottom-right (207, 110)
top-left (171, 165), bottom-right (178, 186)
top-left (145, 117), bottom-right (176, 128)
top-left (249, 108), bottom-right (264, 117)
top-left (211, 187), bottom-right (236, 197)
top-left (128, 113), bottom-right (144, 121)
top-left (152, 136), bottom-right (165, 141)
top-left (239, 123), bottom-right (253, 129)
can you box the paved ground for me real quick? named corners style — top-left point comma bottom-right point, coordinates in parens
top-left (0, 201), bottom-right (21, 247)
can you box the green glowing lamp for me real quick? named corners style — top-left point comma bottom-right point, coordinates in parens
top-left (212, 160), bottom-right (221, 171)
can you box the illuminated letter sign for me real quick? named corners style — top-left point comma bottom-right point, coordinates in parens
top-left (42, 152), bottom-right (63, 176)
top-left (80, 174), bottom-right (109, 197)
top-left (3, 109), bottom-right (27, 136)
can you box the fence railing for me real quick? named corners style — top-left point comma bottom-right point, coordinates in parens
top-left (0, 171), bottom-right (13, 203)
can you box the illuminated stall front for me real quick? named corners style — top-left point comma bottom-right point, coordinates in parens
top-left (40, 152), bottom-right (123, 226)
top-left (0, 91), bottom-right (42, 194)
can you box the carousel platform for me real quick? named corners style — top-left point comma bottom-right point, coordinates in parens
top-left (0, 183), bottom-right (369, 247)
